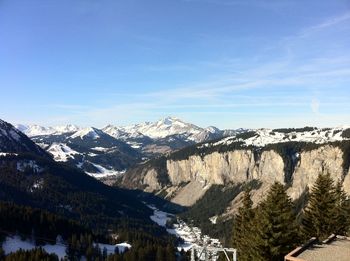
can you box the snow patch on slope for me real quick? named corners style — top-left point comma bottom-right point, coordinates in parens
top-left (0, 152), bottom-right (18, 157)
top-left (86, 163), bottom-right (126, 178)
top-left (91, 147), bottom-right (109, 152)
top-left (148, 205), bottom-right (173, 227)
top-left (2, 235), bottom-right (66, 260)
top-left (30, 178), bottom-right (44, 192)
top-left (17, 160), bottom-right (43, 173)
top-left (47, 143), bottom-right (79, 162)
top-left (95, 242), bottom-right (131, 254)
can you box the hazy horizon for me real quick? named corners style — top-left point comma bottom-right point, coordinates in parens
top-left (9, 115), bottom-right (350, 131)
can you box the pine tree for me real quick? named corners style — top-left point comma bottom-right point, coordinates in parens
top-left (333, 181), bottom-right (350, 235)
top-left (0, 247), bottom-right (5, 260)
top-left (155, 246), bottom-right (165, 261)
top-left (165, 244), bottom-right (176, 261)
top-left (252, 182), bottom-right (300, 261)
top-left (232, 190), bottom-right (255, 261)
top-left (302, 173), bottom-right (337, 240)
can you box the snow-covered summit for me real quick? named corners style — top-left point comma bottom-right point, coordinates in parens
top-left (117, 117), bottom-right (204, 141)
top-left (102, 125), bottom-right (146, 140)
top-left (205, 126), bottom-right (221, 134)
top-left (15, 124), bottom-right (55, 137)
top-left (15, 124), bottom-right (81, 137)
top-left (52, 124), bottom-right (80, 134)
top-left (70, 127), bottom-right (103, 140)
top-left (137, 116), bottom-right (202, 139)
top-left (103, 117), bottom-right (216, 142)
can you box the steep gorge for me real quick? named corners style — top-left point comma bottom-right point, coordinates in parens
top-left (120, 141), bottom-right (350, 209)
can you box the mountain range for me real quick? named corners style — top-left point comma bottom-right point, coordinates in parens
top-left (15, 117), bottom-right (245, 179)
top-left (0, 119), bottom-right (153, 222)
top-left (17, 117), bottom-right (239, 142)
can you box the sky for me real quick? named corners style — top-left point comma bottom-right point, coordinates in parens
top-left (0, 0), bottom-right (350, 129)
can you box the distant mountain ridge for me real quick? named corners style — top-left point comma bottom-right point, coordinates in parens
top-left (16, 117), bottom-right (241, 142)
top-left (16, 124), bottom-right (80, 137)
top-left (15, 117), bottom-right (246, 179)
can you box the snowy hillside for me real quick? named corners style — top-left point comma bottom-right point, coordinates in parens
top-left (47, 143), bottom-right (80, 162)
top-left (30, 126), bottom-right (141, 179)
top-left (203, 126), bottom-right (350, 148)
top-left (70, 127), bottom-right (103, 140)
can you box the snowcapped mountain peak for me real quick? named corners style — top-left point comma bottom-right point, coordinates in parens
top-left (102, 125), bottom-right (126, 138)
top-left (70, 127), bottom-right (102, 140)
top-left (157, 116), bottom-right (180, 126)
top-left (14, 124), bottom-right (82, 137)
top-left (133, 117), bottom-right (203, 139)
top-left (15, 124), bottom-right (55, 137)
top-left (54, 124), bottom-right (80, 133)
top-left (205, 126), bottom-right (221, 134)
top-left (102, 125), bottom-right (148, 141)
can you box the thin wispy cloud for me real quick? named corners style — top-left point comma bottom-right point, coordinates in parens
top-left (310, 99), bottom-right (320, 114)
top-left (1, 1), bottom-right (349, 128)
top-left (303, 11), bottom-right (350, 34)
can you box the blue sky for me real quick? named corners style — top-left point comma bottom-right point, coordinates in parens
top-left (0, 0), bottom-right (349, 129)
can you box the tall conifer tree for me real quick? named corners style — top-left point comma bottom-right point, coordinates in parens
top-left (232, 190), bottom-right (255, 261)
top-left (333, 181), bottom-right (350, 235)
top-left (302, 173), bottom-right (337, 239)
top-left (252, 182), bottom-right (300, 261)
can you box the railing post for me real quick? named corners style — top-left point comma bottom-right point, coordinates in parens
top-left (191, 247), bottom-right (195, 261)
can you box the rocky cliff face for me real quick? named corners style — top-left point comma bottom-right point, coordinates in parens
top-left (288, 145), bottom-right (346, 199)
top-left (121, 142), bottom-right (350, 207)
top-left (166, 150), bottom-right (285, 186)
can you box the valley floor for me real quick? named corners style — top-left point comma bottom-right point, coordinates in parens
top-left (147, 204), bottom-right (221, 252)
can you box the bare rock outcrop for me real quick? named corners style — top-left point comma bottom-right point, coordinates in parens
top-left (121, 143), bottom-right (350, 207)
top-left (288, 145), bottom-right (345, 200)
top-left (166, 150), bottom-right (284, 186)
